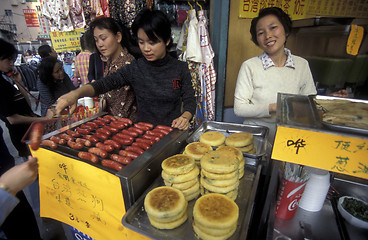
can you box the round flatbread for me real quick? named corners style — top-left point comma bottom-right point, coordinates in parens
top-left (162, 166), bottom-right (200, 184)
top-left (164, 178), bottom-right (198, 190)
top-left (236, 143), bottom-right (254, 153)
top-left (216, 146), bottom-right (244, 162)
top-left (193, 193), bottom-right (239, 229)
top-left (148, 211), bottom-right (187, 229)
top-left (144, 186), bottom-right (186, 219)
top-left (185, 189), bottom-right (200, 201)
top-left (193, 222), bottom-right (236, 240)
top-left (200, 176), bottom-right (239, 193)
top-left (201, 151), bottom-right (239, 174)
top-left (162, 154), bottom-right (195, 175)
top-left (199, 131), bottom-right (226, 147)
top-left (201, 168), bottom-right (239, 180)
top-left (225, 132), bottom-right (254, 147)
top-left (194, 220), bottom-right (237, 237)
top-left (238, 169), bottom-right (244, 179)
top-left (182, 181), bottom-right (200, 196)
top-left (202, 174), bottom-right (238, 187)
top-left (184, 142), bottom-right (213, 160)
top-left (148, 202), bottom-right (187, 223)
top-left (201, 186), bottom-right (238, 201)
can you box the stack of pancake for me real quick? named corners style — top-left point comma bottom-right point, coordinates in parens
top-left (144, 186), bottom-right (188, 229)
top-left (225, 132), bottom-right (256, 154)
top-left (162, 154), bottom-right (200, 201)
top-left (183, 142), bottom-right (213, 167)
top-left (200, 150), bottom-right (239, 200)
top-left (192, 193), bottom-right (239, 240)
top-left (216, 146), bottom-right (245, 179)
top-left (199, 131), bottom-right (226, 148)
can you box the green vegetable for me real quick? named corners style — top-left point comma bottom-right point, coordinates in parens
top-left (342, 197), bottom-right (368, 222)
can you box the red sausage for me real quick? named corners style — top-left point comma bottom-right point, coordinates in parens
top-left (110, 121), bottom-right (126, 129)
top-left (155, 125), bottom-right (173, 132)
top-left (59, 133), bottom-right (74, 142)
top-left (103, 125), bottom-right (118, 133)
top-left (67, 140), bottom-right (84, 150)
top-left (93, 119), bottom-right (106, 126)
top-left (101, 160), bottom-right (123, 171)
top-left (80, 124), bottom-right (93, 131)
top-left (86, 121), bottom-right (98, 129)
top-left (146, 130), bottom-right (164, 138)
top-left (125, 146), bottom-right (145, 155)
top-left (134, 123), bottom-right (150, 131)
top-left (50, 136), bottom-right (66, 145)
top-left (142, 134), bottom-right (160, 142)
top-left (88, 147), bottom-right (108, 158)
top-left (97, 116), bottom-right (110, 124)
top-left (30, 122), bottom-right (44, 151)
top-left (75, 138), bottom-right (92, 147)
top-left (66, 130), bottom-right (81, 138)
top-left (96, 128), bottom-right (111, 136)
top-left (41, 139), bottom-right (57, 149)
top-left (96, 142), bottom-right (114, 152)
top-left (119, 150), bottom-right (139, 159)
top-left (103, 115), bottom-right (117, 122)
top-left (78, 152), bottom-right (99, 163)
top-left (135, 138), bottom-right (155, 146)
top-left (138, 122), bottom-right (154, 129)
top-left (83, 135), bottom-right (99, 143)
top-left (104, 139), bottom-right (121, 149)
top-left (76, 127), bottom-right (90, 135)
top-left (117, 118), bottom-right (133, 125)
top-left (128, 127), bottom-right (144, 135)
top-left (93, 132), bottom-right (108, 141)
top-left (132, 142), bottom-right (150, 150)
top-left (115, 133), bottom-right (134, 141)
top-left (111, 154), bottom-right (132, 164)
top-left (121, 129), bottom-right (139, 137)
top-left (152, 128), bottom-right (169, 135)
top-left (112, 135), bottom-right (133, 145)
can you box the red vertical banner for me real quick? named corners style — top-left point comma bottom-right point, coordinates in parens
top-left (23, 9), bottom-right (40, 27)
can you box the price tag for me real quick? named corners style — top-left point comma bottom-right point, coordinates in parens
top-left (346, 24), bottom-right (364, 56)
top-left (272, 126), bottom-right (368, 180)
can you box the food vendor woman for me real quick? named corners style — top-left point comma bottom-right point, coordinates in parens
top-left (56, 8), bottom-right (195, 131)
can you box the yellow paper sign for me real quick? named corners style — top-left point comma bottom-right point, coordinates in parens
top-left (238, 0), bottom-right (308, 20)
top-left (272, 126), bottom-right (368, 180)
top-left (346, 24), bottom-right (364, 56)
top-left (50, 28), bottom-right (84, 53)
top-left (34, 148), bottom-right (126, 240)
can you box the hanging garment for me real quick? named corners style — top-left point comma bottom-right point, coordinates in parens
top-left (91, 0), bottom-right (104, 17)
top-left (68, 0), bottom-right (86, 29)
top-left (177, 19), bottom-right (189, 61)
top-left (186, 9), bottom-right (202, 63)
top-left (198, 10), bottom-right (216, 121)
top-left (81, 0), bottom-right (95, 27)
top-left (41, 0), bottom-right (74, 32)
top-left (109, 0), bottom-right (146, 28)
top-left (100, 0), bottom-right (110, 17)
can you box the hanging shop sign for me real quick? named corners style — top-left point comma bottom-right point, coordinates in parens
top-left (307, 0), bottom-right (368, 18)
top-left (346, 24), bottom-right (364, 56)
top-left (50, 28), bottom-right (84, 53)
top-left (23, 9), bottom-right (40, 27)
top-left (33, 148), bottom-right (126, 240)
top-left (238, 0), bottom-right (308, 20)
top-left (272, 126), bottom-right (368, 180)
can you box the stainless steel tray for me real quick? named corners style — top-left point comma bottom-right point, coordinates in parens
top-left (122, 164), bottom-right (262, 240)
top-left (186, 121), bottom-right (269, 160)
top-left (310, 95), bottom-right (368, 136)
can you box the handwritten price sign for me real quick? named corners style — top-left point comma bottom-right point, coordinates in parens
top-left (50, 28), bottom-right (84, 53)
top-left (272, 126), bottom-right (368, 180)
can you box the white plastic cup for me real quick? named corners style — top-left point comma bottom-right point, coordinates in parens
top-left (84, 97), bottom-right (94, 109)
top-left (299, 168), bottom-right (330, 212)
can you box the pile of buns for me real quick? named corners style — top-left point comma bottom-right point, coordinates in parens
top-left (144, 186), bottom-right (188, 229)
top-left (161, 154), bottom-right (200, 201)
top-left (183, 142), bottom-right (213, 167)
top-left (225, 132), bottom-right (256, 154)
top-left (193, 193), bottom-right (239, 240)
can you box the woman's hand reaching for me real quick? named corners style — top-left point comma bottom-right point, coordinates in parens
top-left (171, 111), bottom-right (192, 130)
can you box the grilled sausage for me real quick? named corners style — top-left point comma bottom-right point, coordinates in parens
top-left (142, 134), bottom-right (160, 142)
top-left (117, 117), bottom-right (133, 125)
top-left (96, 128), bottom-right (111, 136)
top-left (110, 121), bottom-right (126, 129)
top-left (86, 121), bottom-right (99, 129)
top-left (137, 122), bottom-right (154, 129)
top-left (119, 150), bottom-right (139, 159)
top-left (104, 139), bottom-right (121, 149)
top-left (59, 133), bottom-right (74, 142)
top-left (66, 130), bottom-right (81, 138)
top-left (135, 138), bottom-right (155, 146)
top-left (152, 128), bottom-right (169, 135)
top-left (88, 147), bottom-right (108, 158)
top-left (134, 123), bottom-right (150, 131)
top-left (80, 124), bottom-right (94, 131)
top-left (75, 127), bottom-right (90, 135)
top-left (78, 152), bottom-right (99, 163)
top-left (93, 132), bottom-right (108, 141)
top-left (96, 142), bottom-right (114, 152)
top-left (121, 129), bottom-right (139, 137)
top-left (111, 154), bottom-right (132, 164)
top-left (132, 142), bottom-right (150, 150)
top-left (93, 119), bottom-right (106, 126)
top-left (30, 122), bottom-right (44, 150)
top-left (128, 127), bottom-right (144, 135)
top-left (103, 115), bottom-right (117, 122)
top-left (83, 134), bottom-right (99, 143)
top-left (103, 125), bottom-right (118, 133)
top-left (145, 130), bottom-right (164, 138)
top-left (125, 146), bottom-right (144, 155)
top-left (115, 133), bottom-right (134, 141)
top-left (67, 140), bottom-right (84, 150)
top-left (97, 116), bottom-right (110, 124)
top-left (41, 139), bottom-right (57, 149)
top-left (50, 136), bottom-right (66, 145)
top-left (112, 135), bottom-right (133, 145)
top-left (75, 138), bottom-right (92, 147)
top-left (155, 125), bottom-right (173, 132)
top-left (101, 160), bottom-right (123, 171)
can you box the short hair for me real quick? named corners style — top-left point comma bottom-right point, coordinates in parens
top-left (250, 7), bottom-right (292, 46)
top-left (0, 39), bottom-right (17, 60)
top-left (80, 35), bottom-right (85, 50)
top-left (131, 8), bottom-right (172, 49)
top-left (38, 45), bottom-right (53, 58)
top-left (82, 29), bottom-right (96, 52)
top-left (38, 56), bottom-right (59, 91)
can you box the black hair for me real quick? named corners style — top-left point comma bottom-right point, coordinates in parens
top-left (131, 8), bottom-right (173, 49)
top-left (0, 39), bottom-right (18, 60)
top-left (82, 29), bottom-right (97, 52)
top-left (90, 17), bottom-right (141, 58)
top-left (38, 45), bottom-right (53, 59)
top-left (250, 7), bottom-right (292, 46)
top-left (38, 56), bottom-right (61, 94)
top-left (80, 35), bottom-right (86, 50)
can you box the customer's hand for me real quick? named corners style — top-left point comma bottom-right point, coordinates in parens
top-left (55, 91), bottom-right (78, 116)
top-left (0, 156), bottom-right (38, 196)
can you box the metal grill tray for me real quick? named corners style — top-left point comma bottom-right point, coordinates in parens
top-left (186, 121), bottom-right (269, 159)
top-left (310, 95), bottom-right (368, 136)
top-left (122, 164), bottom-right (262, 240)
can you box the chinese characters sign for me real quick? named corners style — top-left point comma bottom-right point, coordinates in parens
top-left (23, 9), bottom-right (40, 27)
top-left (34, 148), bottom-right (125, 240)
top-left (50, 28), bottom-right (84, 53)
top-left (272, 126), bottom-right (368, 180)
top-left (239, 0), bottom-right (308, 20)
top-left (346, 24), bottom-right (364, 56)
top-left (308, 0), bottom-right (368, 18)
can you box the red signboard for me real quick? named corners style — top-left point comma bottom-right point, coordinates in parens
top-left (23, 9), bottom-right (40, 27)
